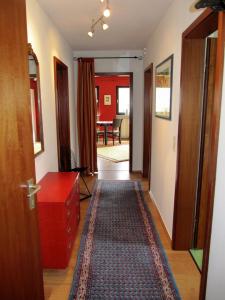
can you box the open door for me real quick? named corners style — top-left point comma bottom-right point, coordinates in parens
top-left (143, 64), bottom-right (153, 188)
top-left (54, 57), bottom-right (71, 171)
top-left (0, 1), bottom-right (44, 299)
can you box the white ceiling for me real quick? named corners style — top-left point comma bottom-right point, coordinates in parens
top-left (37, 0), bottom-right (173, 51)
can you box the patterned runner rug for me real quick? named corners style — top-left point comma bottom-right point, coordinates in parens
top-left (69, 180), bottom-right (181, 300)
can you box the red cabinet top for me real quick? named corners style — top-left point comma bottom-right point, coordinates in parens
top-left (37, 172), bottom-right (79, 203)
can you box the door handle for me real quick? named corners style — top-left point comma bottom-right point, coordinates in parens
top-left (21, 178), bottom-right (41, 210)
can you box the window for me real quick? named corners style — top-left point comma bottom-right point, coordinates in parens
top-left (95, 86), bottom-right (99, 113)
top-left (116, 87), bottom-right (130, 115)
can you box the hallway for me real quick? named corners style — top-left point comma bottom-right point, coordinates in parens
top-left (43, 158), bottom-right (200, 300)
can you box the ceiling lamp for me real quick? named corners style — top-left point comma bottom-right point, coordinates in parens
top-left (102, 22), bottom-right (109, 30)
top-left (88, 30), bottom-right (94, 38)
top-left (87, 0), bottom-right (111, 37)
top-left (103, 8), bottom-right (110, 18)
top-left (103, 0), bottom-right (110, 17)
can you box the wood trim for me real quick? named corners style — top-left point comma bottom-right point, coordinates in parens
top-left (200, 11), bottom-right (225, 300)
top-left (129, 74), bottom-right (133, 172)
top-left (54, 57), bottom-right (71, 171)
top-left (143, 63), bottom-right (153, 189)
top-left (28, 43), bottom-right (45, 157)
top-left (95, 72), bottom-right (133, 172)
top-left (195, 38), bottom-right (217, 248)
top-left (182, 8), bottom-right (215, 38)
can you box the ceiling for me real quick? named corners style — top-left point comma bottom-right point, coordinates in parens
top-left (37, 0), bottom-right (174, 51)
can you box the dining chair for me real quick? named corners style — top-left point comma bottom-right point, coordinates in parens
top-left (106, 118), bottom-right (123, 145)
top-left (96, 126), bottom-right (105, 144)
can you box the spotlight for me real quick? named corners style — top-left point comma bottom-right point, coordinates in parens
top-left (102, 22), bottom-right (109, 30)
top-left (103, 8), bottom-right (111, 18)
top-left (88, 31), bottom-right (94, 38)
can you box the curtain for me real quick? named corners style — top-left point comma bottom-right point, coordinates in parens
top-left (77, 58), bottom-right (97, 174)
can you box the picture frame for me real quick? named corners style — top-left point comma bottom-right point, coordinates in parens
top-left (155, 54), bottom-right (173, 120)
top-left (104, 95), bottom-right (111, 105)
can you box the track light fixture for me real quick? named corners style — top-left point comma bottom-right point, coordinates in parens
top-left (88, 0), bottom-right (111, 37)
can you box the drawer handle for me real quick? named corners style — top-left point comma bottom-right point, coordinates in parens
top-left (68, 241), bottom-right (72, 250)
top-left (66, 199), bottom-right (72, 207)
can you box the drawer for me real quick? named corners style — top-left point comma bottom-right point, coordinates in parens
top-left (66, 234), bottom-right (74, 259)
top-left (65, 184), bottom-right (79, 207)
top-left (65, 192), bottom-right (74, 208)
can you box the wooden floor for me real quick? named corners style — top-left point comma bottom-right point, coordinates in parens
top-left (43, 158), bottom-right (200, 300)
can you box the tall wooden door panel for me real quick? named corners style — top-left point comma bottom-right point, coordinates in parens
top-left (196, 38), bottom-right (217, 248)
top-left (0, 1), bottom-right (44, 299)
top-left (172, 39), bottom-right (206, 250)
top-left (143, 64), bottom-right (153, 185)
top-left (54, 57), bottom-right (71, 171)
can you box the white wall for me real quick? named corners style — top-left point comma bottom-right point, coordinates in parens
top-left (73, 50), bottom-right (144, 171)
top-left (26, 0), bottom-right (75, 181)
top-left (144, 0), bottom-right (203, 236)
top-left (145, 0), bottom-right (225, 297)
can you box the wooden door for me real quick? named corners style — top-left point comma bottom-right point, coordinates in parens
top-left (143, 64), bottom-right (153, 186)
top-left (196, 38), bottom-right (217, 248)
top-left (0, 1), bottom-right (44, 299)
top-left (172, 38), bottom-right (206, 249)
top-left (54, 57), bottom-right (71, 171)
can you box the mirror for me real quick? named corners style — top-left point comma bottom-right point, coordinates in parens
top-left (28, 43), bottom-right (44, 156)
top-left (155, 54), bottom-right (173, 120)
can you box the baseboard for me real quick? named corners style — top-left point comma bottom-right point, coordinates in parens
top-left (149, 190), bottom-right (172, 243)
top-left (132, 170), bottom-right (142, 174)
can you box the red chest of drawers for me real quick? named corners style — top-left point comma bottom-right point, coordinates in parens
top-left (37, 172), bottom-right (80, 269)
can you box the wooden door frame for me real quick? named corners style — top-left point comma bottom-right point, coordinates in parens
top-left (95, 72), bottom-right (133, 172)
top-left (172, 9), bottom-right (225, 299)
top-left (54, 57), bottom-right (71, 171)
top-left (143, 63), bottom-right (153, 189)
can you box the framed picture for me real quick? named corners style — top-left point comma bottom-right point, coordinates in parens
top-left (104, 95), bottom-right (111, 105)
top-left (155, 54), bottom-right (173, 120)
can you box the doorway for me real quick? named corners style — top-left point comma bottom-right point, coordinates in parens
top-left (54, 57), bottom-right (71, 171)
top-left (95, 73), bottom-right (133, 173)
top-left (172, 9), bottom-right (225, 299)
top-left (143, 64), bottom-right (153, 189)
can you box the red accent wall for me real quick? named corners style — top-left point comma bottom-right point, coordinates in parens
top-left (95, 76), bottom-right (130, 121)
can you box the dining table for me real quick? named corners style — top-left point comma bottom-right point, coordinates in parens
top-left (96, 120), bottom-right (113, 145)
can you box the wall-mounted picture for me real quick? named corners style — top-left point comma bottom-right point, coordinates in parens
top-left (155, 54), bottom-right (173, 120)
top-left (104, 95), bottom-right (111, 105)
